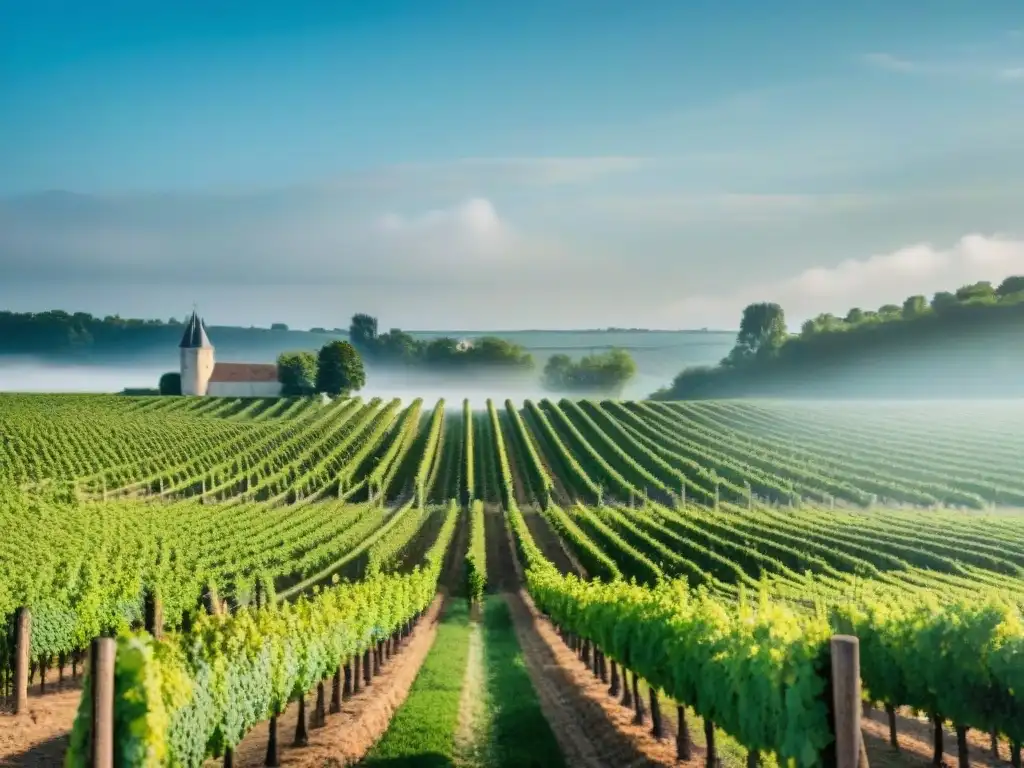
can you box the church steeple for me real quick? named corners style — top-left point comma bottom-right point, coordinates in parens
top-left (179, 309), bottom-right (212, 349)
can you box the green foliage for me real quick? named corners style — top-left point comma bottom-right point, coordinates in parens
top-left (657, 275), bottom-right (1024, 399)
top-left (726, 302), bottom-right (788, 364)
top-left (998, 275), bottom-right (1024, 296)
top-left (275, 351), bottom-right (317, 396)
top-left (902, 294), bottom-right (928, 319)
top-left (347, 313), bottom-right (534, 372)
top-left (65, 501), bottom-right (457, 765)
top-left (464, 500), bottom-right (487, 604)
top-left (542, 349), bottom-right (637, 396)
top-left (315, 340), bottom-right (366, 396)
top-left (158, 372), bottom-right (181, 396)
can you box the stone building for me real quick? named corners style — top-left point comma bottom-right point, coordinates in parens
top-left (179, 311), bottom-right (282, 397)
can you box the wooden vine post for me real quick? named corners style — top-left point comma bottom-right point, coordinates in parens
top-left (13, 606), bottom-right (30, 714)
top-left (89, 637), bottom-right (116, 768)
top-left (828, 635), bottom-right (869, 768)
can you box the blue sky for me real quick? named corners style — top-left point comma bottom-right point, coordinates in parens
top-left (2, 0), bottom-right (1024, 329)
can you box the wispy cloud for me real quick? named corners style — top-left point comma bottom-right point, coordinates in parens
top-left (862, 52), bottom-right (926, 73)
top-left (861, 50), bottom-right (1024, 83)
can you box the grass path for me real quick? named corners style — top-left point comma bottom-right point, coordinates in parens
top-left (481, 596), bottom-right (565, 767)
top-left (361, 596), bottom-right (564, 768)
top-left (454, 618), bottom-right (487, 767)
top-left (361, 600), bottom-right (471, 767)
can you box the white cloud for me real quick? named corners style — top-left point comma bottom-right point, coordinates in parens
top-left (661, 234), bottom-right (1024, 327)
top-left (374, 198), bottom-right (512, 263)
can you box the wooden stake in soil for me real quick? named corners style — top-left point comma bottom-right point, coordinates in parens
top-left (265, 715), bottom-right (279, 767)
top-left (704, 719), bottom-right (717, 768)
top-left (620, 666), bottom-right (634, 708)
top-left (676, 706), bottom-right (692, 761)
top-left (293, 694), bottom-right (309, 746)
top-left (1010, 740), bottom-right (1021, 768)
top-left (352, 654), bottom-right (362, 694)
top-left (344, 659), bottom-right (353, 699)
top-left (330, 667), bottom-right (342, 714)
top-left (885, 703), bottom-right (898, 749)
top-left (363, 649), bottom-right (372, 686)
top-left (747, 749), bottom-right (760, 768)
top-left (13, 606), bottom-right (30, 714)
top-left (932, 715), bottom-right (944, 767)
top-left (314, 681), bottom-right (327, 729)
top-left (223, 746), bottom-right (233, 767)
top-left (631, 671), bottom-right (646, 725)
top-left (829, 635), bottom-right (867, 768)
top-left (90, 637), bottom-right (116, 768)
top-left (649, 688), bottom-right (664, 740)
top-left (608, 660), bottom-right (620, 697)
top-left (955, 725), bottom-right (969, 768)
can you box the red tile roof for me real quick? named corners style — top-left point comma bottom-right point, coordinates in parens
top-left (209, 362), bottom-right (279, 383)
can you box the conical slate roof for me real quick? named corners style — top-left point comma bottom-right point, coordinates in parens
top-left (178, 311), bottom-right (213, 349)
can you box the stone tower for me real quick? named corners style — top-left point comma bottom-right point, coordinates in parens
top-left (179, 311), bottom-right (215, 395)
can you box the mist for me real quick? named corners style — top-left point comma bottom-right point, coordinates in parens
top-left (358, 367), bottom-right (555, 405)
top-left (0, 358), bottom-right (169, 393)
top-left (0, 359), bottom-right (562, 403)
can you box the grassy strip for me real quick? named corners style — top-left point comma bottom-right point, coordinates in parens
top-left (483, 597), bottom-right (566, 768)
top-left (362, 599), bottom-right (471, 767)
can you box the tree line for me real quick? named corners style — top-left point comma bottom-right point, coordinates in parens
top-left (347, 313), bottom-right (535, 370)
top-left (653, 276), bottom-right (1024, 399)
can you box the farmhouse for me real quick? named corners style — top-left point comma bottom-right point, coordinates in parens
top-left (179, 311), bottom-right (282, 397)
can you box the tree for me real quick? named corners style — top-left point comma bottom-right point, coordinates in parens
top-left (729, 303), bottom-right (787, 363)
top-left (902, 295), bottom-right (928, 319)
top-left (844, 308), bottom-right (865, 324)
top-left (931, 291), bottom-right (958, 312)
top-left (955, 281), bottom-right (996, 302)
top-left (878, 304), bottom-right (901, 317)
top-left (316, 341), bottom-right (366, 396)
top-left (542, 349), bottom-right (636, 395)
top-left (158, 372), bottom-right (181, 396)
top-left (996, 275), bottom-right (1024, 297)
top-left (349, 314), bottom-right (379, 350)
top-left (424, 337), bottom-right (460, 365)
top-left (542, 354), bottom-right (574, 390)
top-left (277, 351), bottom-right (318, 396)
top-left (270, 322), bottom-right (289, 331)
top-left (376, 328), bottom-right (421, 362)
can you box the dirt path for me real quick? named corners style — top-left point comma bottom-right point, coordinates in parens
top-left (503, 590), bottom-right (677, 768)
top-left (453, 619), bottom-right (487, 767)
top-left (862, 707), bottom-right (1018, 768)
top-left (483, 505), bottom-right (517, 593)
top-left (219, 593), bottom-right (445, 768)
top-left (0, 666), bottom-right (84, 767)
top-left (0, 689), bottom-right (81, 767)
top-left (489, 506), bottom-right (674, 767)
top-left (521, 506), bottom-right (586, 578)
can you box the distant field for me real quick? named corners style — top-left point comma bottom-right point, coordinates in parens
top-left (2, 393), bottom-right (1023, 766)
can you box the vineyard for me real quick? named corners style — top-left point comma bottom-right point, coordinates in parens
top-left (2, 393), bottom-right (1024, 767)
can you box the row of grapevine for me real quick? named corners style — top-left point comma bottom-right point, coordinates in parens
top-left (64, 499), bottom-right (459, 766)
